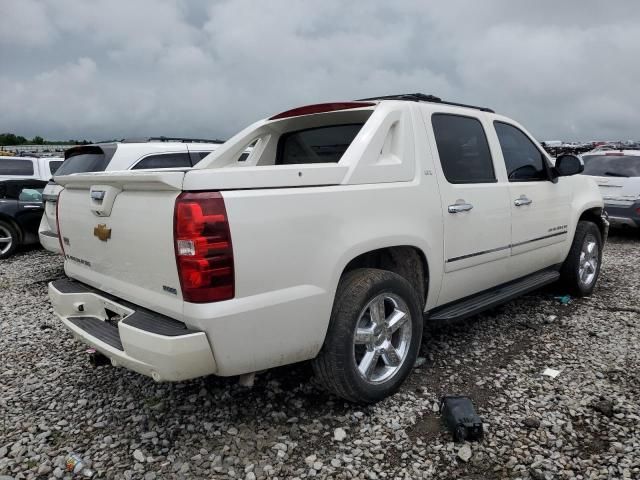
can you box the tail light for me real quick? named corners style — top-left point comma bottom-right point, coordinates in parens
top-left (55, 191), bottom-right (65, 255)
top-left (174, 192), bottom-right (234, 303)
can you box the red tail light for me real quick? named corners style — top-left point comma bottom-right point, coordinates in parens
top-left (174, 192), bottom-right (234, 303)
top-left (55, 191), bottom-right (65, 255)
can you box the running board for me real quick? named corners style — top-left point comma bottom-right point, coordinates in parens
top-left (428, 270), bottom-right (560, 322)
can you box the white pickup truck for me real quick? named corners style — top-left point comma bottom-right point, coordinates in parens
top-left (49, 94), bottom-right (608, 403)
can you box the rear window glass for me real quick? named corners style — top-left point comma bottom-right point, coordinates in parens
top-left (582, 155), bottom-right (640, 177)
top-left (49, 160), bottom-right (63, 174)
top-left (276, 123), bottom-right (364, 165)
top-left (132, 152), bottom-right (192, 170)
top-left (57, 147), bottom-right (110, 175)
top-left (0, 159), bottom-right (34, 176)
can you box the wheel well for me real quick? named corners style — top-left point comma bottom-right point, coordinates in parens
top-left (579, 208), bottom-right (606, 239)
top-left (342, 246), bottom-right (429, 307)
top-left (0, 214), bottom-right (23, 243)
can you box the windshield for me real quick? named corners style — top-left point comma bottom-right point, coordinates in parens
top-left (582, 154), bottom-right (640, 178)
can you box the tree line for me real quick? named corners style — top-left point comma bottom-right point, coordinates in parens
top-left (0, 133), bottom-right (93, 146)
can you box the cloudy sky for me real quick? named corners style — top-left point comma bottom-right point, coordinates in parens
top-left (1, 0), bottom-right (639, 142)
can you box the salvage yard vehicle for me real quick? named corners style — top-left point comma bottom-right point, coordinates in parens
top-left (49, 93), bottom-right (608, 403)
top-left (581, 150), bottom-right (640, 229)
top-left (39, 138), bottom-right (224, 253)
top-left (0, 156), bottom-right (63, 182)
top-left (0, 179), bottom-right (47, 259)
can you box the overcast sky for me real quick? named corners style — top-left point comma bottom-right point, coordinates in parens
top-left (1, 0), bottom-right (639, 142)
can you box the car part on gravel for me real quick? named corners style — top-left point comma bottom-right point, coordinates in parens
top-left (440, 395), bottom-right (484, 442)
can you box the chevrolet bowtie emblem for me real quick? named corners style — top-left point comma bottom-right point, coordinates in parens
top-left (94, 224), bottom-right (111, 241)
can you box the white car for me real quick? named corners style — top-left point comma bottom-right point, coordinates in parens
top-left (581, 149), bottom-right (640, 229)
top-left (0, 156), bottom-right (64, 181)
top-left (39, 138), bottom-right (224, 253)
top-left (49, 94), bottom-right (607, 403)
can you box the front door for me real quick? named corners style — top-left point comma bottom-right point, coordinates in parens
top-left (426, 112), bottom-right (512, 305)
top-left (492, 121), bottom-right (572, 278)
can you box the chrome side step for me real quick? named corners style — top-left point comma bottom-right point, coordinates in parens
top-left (428, 269), bottom-right (560, 322)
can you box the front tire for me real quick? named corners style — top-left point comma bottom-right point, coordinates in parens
top-left (313, 268), bottom-right (423, 403)
top-left (0, 221), bottom-right (18, 260)
top-left (559, 221), bottom-right (602, 296)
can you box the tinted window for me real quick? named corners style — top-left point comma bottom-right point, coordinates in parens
top-left (431, 114), bottom-right (496, 184)
top-left (132, 153), bottom-right (192, 170)
top-left (49, 161), bottom-right (63, 174)
top-left (238, 152), bottom-right (249, 162)
top-left (57, 146), bottom-right (111, 175)
top-left (0, 159), bottom-right (34, 176)
top-left (277, 124), bottom-right (364, 165)
top-left (582, 155), bottom-right (640, 177)
top-left (494, 122), bottom-right (548, 181)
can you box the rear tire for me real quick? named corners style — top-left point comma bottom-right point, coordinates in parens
top-left (0, 221), bottom-right (18, 260)
top-left (312, 268), bottom-right (423, 403)
top-left (559, 221), bottom-right (602, 297)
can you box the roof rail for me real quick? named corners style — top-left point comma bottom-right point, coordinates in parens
top-left (120, 136), bottom-right (226, 144)
top-left (356, 93), bottom-right (495, 113)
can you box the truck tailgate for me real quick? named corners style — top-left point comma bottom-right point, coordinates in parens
top-left (56, 171), bottom-right (186, 319)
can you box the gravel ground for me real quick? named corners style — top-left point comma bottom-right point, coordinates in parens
top-left (1, 232), bottom-right (639, 480)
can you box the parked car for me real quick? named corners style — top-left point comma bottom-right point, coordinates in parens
top-left (0, 156), bottom-right (64, 181)
top-left (39, 137), bottom-right (224, 253)
top-left (581, 150), bottom-right (640, 229)
top-left (48, 94), bottom-right (607, 403)
top-left (0, 179), bottom-right (47, 259)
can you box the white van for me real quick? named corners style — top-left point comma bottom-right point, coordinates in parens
top-left (0, 156), bottom-right (64, 181)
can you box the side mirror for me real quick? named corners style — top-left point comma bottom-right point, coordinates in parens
top-left (554, 154), bottom-right (584, 177)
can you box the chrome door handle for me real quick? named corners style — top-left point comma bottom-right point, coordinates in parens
top-left (514, 196), bottom-right (532, 207)
top-left (23, 204), bottom-right (43, 209)
top-left (448, 202), bottom-right (474, 214)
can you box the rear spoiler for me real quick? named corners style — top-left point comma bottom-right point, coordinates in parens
top-left (55, 170), bottom-right (186, 191)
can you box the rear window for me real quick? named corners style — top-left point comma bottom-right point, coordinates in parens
top-left (49, 160), bottom-right (63, 174)
top-left (132, 152), bottom-right (192, 170)
top-left (276, 123), bottom-right (364, 165)
top-left (0, 159), bottom-right (34, 176)
top-left (56, 146), bottom-right (111, 175)
top-left (582, 154), bottom-right (640, 177)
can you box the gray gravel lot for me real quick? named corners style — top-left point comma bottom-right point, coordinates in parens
top-left (1, 233), bottom-right (639, 480)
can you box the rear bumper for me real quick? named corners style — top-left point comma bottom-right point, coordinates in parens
top-left (604, 201), bottom-right (640, 228)
top-left (39, 229), bottom-right (62, 253)
top-left (49, 278), bottom-right (216, 381)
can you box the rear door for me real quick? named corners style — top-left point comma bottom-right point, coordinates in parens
top-left (15, 183), bottom-right (45, 235)
top-left (582, 153), bottom-right (640, 206)
top-left (492, 121), bottom-right (572, 277)
top-left (426, 112), bottom-right (512, 304)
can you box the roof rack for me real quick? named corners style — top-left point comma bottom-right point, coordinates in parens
top-left (120, 136), bottom-right (226, 144)
top-left (356, 93), bottom-right (495, 113)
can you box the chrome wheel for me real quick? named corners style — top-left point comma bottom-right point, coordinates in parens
top-left (353, 293), bottom-right (412, 384)
top-left (578, 233), bottom-right (598, 287)
top-left (0, 225), bottom-right (13, 256)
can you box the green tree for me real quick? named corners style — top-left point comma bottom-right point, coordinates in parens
top-left (32, 135), bottom-right (44, 145)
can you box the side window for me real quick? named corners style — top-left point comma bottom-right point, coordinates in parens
top-left (494, 122), bottom-right (548, 181)
top-left (49, 161), bottom-right (64, 174)
top-left (0, 159), bottom-right (35, 176)
top-left (431, 114), bottom-right (496, 184)
top-left (19, 187), bottom-right (43, 203)
top-left (132, 153), bottom-right (191, 170)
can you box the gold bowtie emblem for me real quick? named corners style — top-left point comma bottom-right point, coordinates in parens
top-left (94, 224), bottom-right (111, 241)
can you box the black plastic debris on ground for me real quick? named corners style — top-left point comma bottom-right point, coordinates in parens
top-left (440, 395), bottom-right (483, 442)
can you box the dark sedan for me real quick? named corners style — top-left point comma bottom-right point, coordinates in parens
top-left (0, 179), bottom-right (47, 259)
